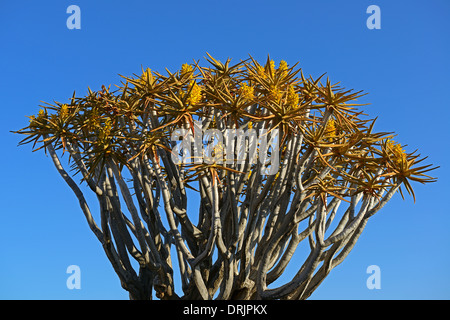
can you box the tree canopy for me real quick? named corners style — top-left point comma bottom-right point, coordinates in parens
top-left (15, 54), bottom-right (437, 299)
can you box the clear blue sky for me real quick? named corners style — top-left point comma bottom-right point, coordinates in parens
top-left (1, 0), bottom-right (449, 299)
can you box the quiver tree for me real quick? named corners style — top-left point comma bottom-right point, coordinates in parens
top-left (14, 54), bottom-right (437, 300)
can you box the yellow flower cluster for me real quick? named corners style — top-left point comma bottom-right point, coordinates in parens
top-left (255, 59), bottom-right (289, 83)
top-left (386, 139), bottom-right (406, 166)
top-left (183, 81), bottom-right (202, 105)
top-left (325, 119), bottom-right (337, 138)
top-left (239, 83), bottom-right (254, 101)
top-left (279, 60), bottom-right (288, 77)
top-left (60, 104), bottom-right (69, 118)
top-left (30, 109), bottom-right (46, 128)
top-left (269, 60), bottom-right (275, 75)
top-left (87, 109), bottom-right (100, 131)
top-left (286, 84), bottom-right (299, 108)
top-left (257, 65), bottom-right (266, 79)
top-left (256, 60), bottom-right (276, 79)
top-left (181, 63), bottom-right (193, 77)
top-left (269, 85), bottom-right (282, 102)
top-left (99, 118), bottom-right (112, 142)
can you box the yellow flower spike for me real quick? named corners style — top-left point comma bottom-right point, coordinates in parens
top-left (255, 60), bottom-right (276, 79)
top-left (185, 81), bottom-right (202, 105)
top-left (248, 121), bottom-right (253, 130)
top-left (269, 84), bottom-right (282, 102)
top-left (239, 83), bottom-right (255, 101)
top-left (257, 65), bottom-right (267, 79)
top-left (38, 109), bottom-right (45, 118)
top-left (88, 109), bottom-right (99, 130)
top-left (99, 118), bottom-right (112, 142)
top-left (104, 118), bottom-right (112, 135)
top-left (60, 104), bottom-right (69, 118)
top-left (393, 144), bottom-right (406, 165)
top-left (393, 144), bottom-right (405, 155)
top-left (386, 139), bottom-right (407, 166)
top-left (286, 84), bottom-right (299, 108)
top-left (325, 119), bottom-right (337, 138)
top-left (269, 60), bottom-right (275, 75)
top-left (181, 63), bottom-right (193, 77)
top-left (279, 60), bottom-right (288, 77)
